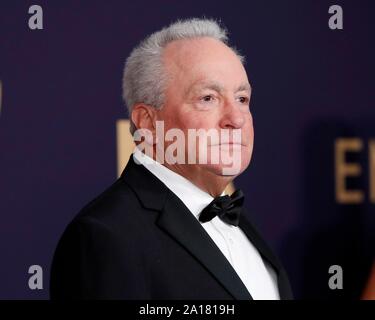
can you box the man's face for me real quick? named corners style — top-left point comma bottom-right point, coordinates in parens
top-left (155, 37), bottom-right (254, 178)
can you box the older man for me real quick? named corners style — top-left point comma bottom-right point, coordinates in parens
top-left (50, 18), bottom-right (293, 300)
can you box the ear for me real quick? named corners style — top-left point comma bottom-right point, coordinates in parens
top-left (131, 103), bottom-right (157, 134)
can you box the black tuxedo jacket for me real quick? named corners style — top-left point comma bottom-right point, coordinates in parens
top-left (50, 156), bottom-right (293, 300)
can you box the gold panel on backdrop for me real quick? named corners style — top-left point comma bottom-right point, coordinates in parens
top-left (116, 119), bottom-right (235, 195)
top-left (335, 138), bottom-right (375, 204)
top-left (334, 138), bottom-right (364, 204)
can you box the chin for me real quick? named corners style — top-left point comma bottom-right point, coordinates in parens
top-left (202, 158), bottom-right (250, 177)
top-left (204, 147), bottom-right (252, 176)
top-left (190, 144), bottom-right (252, 176)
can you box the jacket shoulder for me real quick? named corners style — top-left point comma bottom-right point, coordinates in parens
top-left (73, 176), bottom-right (149, 230)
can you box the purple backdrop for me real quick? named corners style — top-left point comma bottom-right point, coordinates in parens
top-left (0, 0), bottom-right (374, 299)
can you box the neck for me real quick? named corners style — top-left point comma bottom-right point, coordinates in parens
top-left (135, 145), bottom-right (235, 197)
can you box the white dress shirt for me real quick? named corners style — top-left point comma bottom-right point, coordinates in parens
top-left (133, 148), bottom-right (280, 300)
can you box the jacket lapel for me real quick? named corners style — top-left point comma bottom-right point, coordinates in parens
top-left (239, 214), bottom-right (294, 300)
top-left (121, 156), bottom-right (252, 300)
top-left (157, 192), bottom-right (253, 300)
top-left (238, 214), bottom-right (281, 274)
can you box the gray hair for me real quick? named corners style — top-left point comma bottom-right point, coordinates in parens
top-left (122, 18), bottom-right (245, 134)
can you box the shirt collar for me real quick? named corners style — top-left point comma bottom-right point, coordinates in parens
top-left (133, 147), bottom-right (219, 218)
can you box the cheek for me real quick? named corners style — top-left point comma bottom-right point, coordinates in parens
top-left (184, 113), bottom-right (215, 130)
top-left (242, 114), bottom-right (254, 143)
top-left (160, 111), bottom-right (185, 131)
top-left (162, 106), bottom-right (196, 130)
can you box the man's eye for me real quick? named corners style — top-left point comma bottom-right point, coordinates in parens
top-left (237, 96), bottom-right (249, 104)
top-left (201, 95), bottom-right (215, 102)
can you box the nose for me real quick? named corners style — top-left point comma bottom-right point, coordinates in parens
top-left (219, 99), bottom-right (246, 129)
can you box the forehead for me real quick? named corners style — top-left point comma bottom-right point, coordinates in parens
top-left (162, 37), bottom-right (249, 87)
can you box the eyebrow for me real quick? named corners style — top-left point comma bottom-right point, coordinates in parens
top-left (186, 80), bottom-right (252, 95)
top-left (236, 83), bottom-right (252, 93)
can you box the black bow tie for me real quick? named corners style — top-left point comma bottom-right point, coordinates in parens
top-left (198, 189), bottom-right (244, 226)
